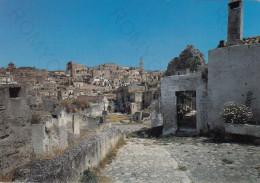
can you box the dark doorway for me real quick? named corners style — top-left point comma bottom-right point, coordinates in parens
top-left (9, 87), bottom-right (21, 98)
top-left (176, 91), bottom-right (196, 131)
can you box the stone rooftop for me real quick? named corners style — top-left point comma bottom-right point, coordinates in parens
top-left (219, 35), bottom-right (260, 48)
top-left (242, 35), bottom-right (260, 45)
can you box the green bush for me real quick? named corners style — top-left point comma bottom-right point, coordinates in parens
top-left (80, 169), bottom-right (98, 183)
top-left (31, 112), bottom-right (43, 124)
top-left (220, 101), bottom-right (253, 124)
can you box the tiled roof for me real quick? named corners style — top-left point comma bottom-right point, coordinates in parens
top-left (242, 36), bottom-right (260, 45)
top-left (218, 36), bottom-right (260, 48)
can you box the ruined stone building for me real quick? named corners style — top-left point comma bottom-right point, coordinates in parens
top-left (116, 83), bottom-right (160, 115)
top-left (80, 95), bottom-right (109, 117)
top-left (0, 63), bottom-right (71, 99)
top-left (0, 84), bottom-right (108, 177)
top-left (161, 0), bottom-right (260, 136)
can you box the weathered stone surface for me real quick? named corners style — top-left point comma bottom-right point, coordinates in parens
top-left (101, 138), bottom-right (191, 183)
top-left (165, 45), bottom-right (206, 76)
top-left (12, 127), bottom-right (124, 183)
top-left (151, 99), bottom-right (163, 128)
top-left (226, 0), bottom-right (243, 46)
top-left (102, 136), bottom-right (260, 183)
top-left (208, 43), bottom-right (260, 129)
top-left (161, 73), bottom-right (208, 135)
top-left (224, 123), bottom-right (260, 138)
top-left (0, 86), bottom-right (34, 175)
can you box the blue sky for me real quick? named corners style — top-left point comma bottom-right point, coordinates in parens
top-left (0, 0), bottom-right (259, 71)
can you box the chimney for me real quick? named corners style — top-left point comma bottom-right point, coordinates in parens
top-left (226, 0), bottom-right (244, 46)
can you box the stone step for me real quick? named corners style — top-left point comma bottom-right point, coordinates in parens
top-left (175, 131), bottom-right (198, 137)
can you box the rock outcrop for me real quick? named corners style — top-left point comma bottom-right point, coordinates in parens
top-left (165, 45), bottom-right (206, 76)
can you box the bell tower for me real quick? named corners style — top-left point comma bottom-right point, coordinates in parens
top-left (139, 57), bottom-right (143, 70)
top-left (139, 57), bottom-right (143, 80)
top-left (227, 0), bottom-right (244, 46)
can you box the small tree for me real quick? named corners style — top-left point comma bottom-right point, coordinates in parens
top-left (220, 101), bottom-right (253, 124)
top-left (190, 58), bottom-right (203, 72)
top-left (31, 112), bottom-right (43, 124)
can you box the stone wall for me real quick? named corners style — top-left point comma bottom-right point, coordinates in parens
top-left (116, 85), bottom-right (147, 113)
top-left (0, 86), bottom-right (33, 176)
top-left (143, 91), bottom-right (156, 108)
top-left (88, 97), bottom-right (108, 117)
top-left (13, 127), bottom-right (124, 183)
top-left (31, 110), bottom-right (103, 157)
top-left (161, 73), bottom-right (208, 135)
top-left (89, 104), bottom-right (105, 117)
top-left (151, 99), bottom-right (163, 128)
top-left (31, 111), bottom-right (72, 157)
top-left (208, 43), bottom-right (260, 129)
top-left (66, 62), bottom-right (88, 78)
top-left (0, 85), bottom-right (101, 177)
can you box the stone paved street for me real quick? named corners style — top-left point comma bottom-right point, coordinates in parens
top-left (101, 137), bottom-right (260, 183)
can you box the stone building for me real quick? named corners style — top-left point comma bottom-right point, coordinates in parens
top-left (161, 0), bottom-right (260, 136)
top-left (116, 85), bottom-right (146, 113)
top-left (80, 96), bottom-right (109, 117)
top-left (6, 62), bottom-right (16, 74)
top-left (66, 62), bottom-right (89, 78)
top-left (66, 59), bottom-right (163, 90)
top-left (116, 83), bottom-right (161, 115)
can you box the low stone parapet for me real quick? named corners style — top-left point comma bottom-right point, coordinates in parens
top-left (12, 127), bottom-right (124, 183)
top-left (224, 123), bottom-right (260, 138)
top-left (98, 122), bottom-right (112, 132)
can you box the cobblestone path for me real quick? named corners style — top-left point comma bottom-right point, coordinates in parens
top-left (102, 138), bottom-right (191, 183)
top-left (101, 137), bottom-right (260, 183)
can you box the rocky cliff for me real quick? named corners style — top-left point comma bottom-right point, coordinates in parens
top-left (165, 45), bottom-right (206, 76)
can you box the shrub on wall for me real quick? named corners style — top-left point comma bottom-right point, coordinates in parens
top-left (220, 101), bottom-right (253, 124)
top-left (31, 112), bottom-right (43, 124)
top-left (59, 98), bottom-right (92, 113)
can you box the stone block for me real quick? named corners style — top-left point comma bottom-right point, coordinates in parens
top-left (224, 123), bottom-right (260, 138)
top-left (13, 127), bottom-right (124, 183)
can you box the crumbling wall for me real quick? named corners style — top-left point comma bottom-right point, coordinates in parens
top-left (130, 103), bottom-right (138, 114)
top-left (89, 103), bottom-right (105, 117)
top-left (31, 111), bottom-right (71, 157)
top-left (0, 86), bottom-right (98, 177)
top-left (31, 109), bottom-right (100, 157)
top-left (32, 124), bottom-right (49, 156)
top-left (208, 44), bottom-right (260, 129)
top-left (116, 85), bottom-right (147, 113)
top-left (13, 127), bottom-right (124, 183)
top-left (143, 91), bottom-right (154, 108)
top-left (88, 97), bottom-right (108, 117)
top-left (151, 99), bottom-right (163, 128)
top-left (0, 86), bottom-right (33, 176)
